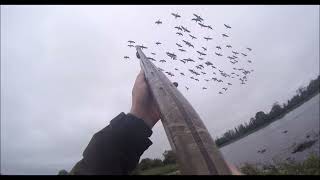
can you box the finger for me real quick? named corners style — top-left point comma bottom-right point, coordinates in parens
top-left (136, 69), bottom-right (146, 82)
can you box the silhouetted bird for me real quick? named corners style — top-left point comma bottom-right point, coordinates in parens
top-left (171, 13), bottom-right (181, 18)
top-left (198, 22), bottom-right (207, 28)
top-left (176, 32), bottom-right (183, 36)
top-left (148, 57), bottom-right (156, 61)
top-left (197, 51), bottom-right (206, 56)
top-left (193, 14), bottom-right (204, 21)
top-left (181, 26), bottom-right (190, 33)
top-left (155, 20), bottom-right (162, 24)
top-left (189, 34), bottom-right (197, 39)
top-left (183, 40), bottom-right (194, 48)
top-left (175, 26), bottom-right (182, 31)
top-left (204, 36), bottom-right (213, 41)
top-left (224, 24), bottom-right (231, 29)
top-left (215, 52), bottom-right (223, 56)
top-left (176, 43), bottom-right (182, 47)
top-left (180, 59), bottom-right (186, 64)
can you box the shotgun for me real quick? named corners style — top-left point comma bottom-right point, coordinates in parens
top-left (135, 46), bottom-right (232, 175)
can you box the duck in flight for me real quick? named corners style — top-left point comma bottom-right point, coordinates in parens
top-left (155, 20), bottom-right (162, 24)
top-left (138, 45), bottom-right (148, 49)
top-left (176, 32), bottom-right (183, 36)
top-left (204, 36), bottom-right (213, 41)
top-left (191, 18), bottom-right (202, 22)
top-left (171, 12), bottom-right (181, 18)
top-left (197, 51), bottom-right (206, 56)
top-left (174, 26), bottom-right (183, 31)
top-left (147, 57), bottom-right (156, 61)
top-left (189, 34), bottom-right (197, 39)
top-left (222, 34), bottom-right (229, 37)
top-left (183, 40), bottom-right (194, 48)
top-left (198, 22), bottom-right (207, 28)
top-left (193, 13), bottom-right (204, 21)
top-left (181, 26), bottom-right (190, 33)
top-left (215, 52), bottom-right (223, 56)
top-left (224, 24), bottom-right (231, 29)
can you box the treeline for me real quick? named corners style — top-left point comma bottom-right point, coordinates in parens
top-left (215, 75), bottom-right (320, 147)
top-left (131, 150), bottom-right (176, 174)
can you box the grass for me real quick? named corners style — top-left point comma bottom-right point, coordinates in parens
top-left (138, 164), bottom-right (178, 175)
top-left (136, 153), bottom-right (320, 175)
top-left (240, 153), bottom-right (320, 175)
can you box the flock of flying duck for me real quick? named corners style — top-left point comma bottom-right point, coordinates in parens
top-left (124, 12), bottom-right (254, 95)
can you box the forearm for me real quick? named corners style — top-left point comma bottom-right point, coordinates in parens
top-left (70, 113), bottom-right (153, 175)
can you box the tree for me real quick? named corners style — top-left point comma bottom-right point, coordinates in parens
top-left (163, 150), bottom-right (176, 165)
top-left (139, 158), bottom-right (154, 170)
top-left (214, 75), bottom-right (320, 148)
top-left (152, 158), bottom-right (164, 167)
top-left (269, 102), bottom-right (282, 119)
top-left (58, 169), bottom-right (68, 175)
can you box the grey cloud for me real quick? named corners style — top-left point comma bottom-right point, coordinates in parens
top-left (1, 5), bottom-right (319, 174)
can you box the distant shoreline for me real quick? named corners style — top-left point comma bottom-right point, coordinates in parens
top-left (218, 91), bottom-right (319, 148)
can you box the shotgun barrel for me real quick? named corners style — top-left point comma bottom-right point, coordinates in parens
top-left (135, 46), bottom-right (232, 175)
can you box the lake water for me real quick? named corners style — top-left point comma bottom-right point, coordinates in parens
top-left (220, 94), bottom-right (320, 166)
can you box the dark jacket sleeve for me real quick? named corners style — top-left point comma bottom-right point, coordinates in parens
top-left (70, 112), bottom-right (153, 175)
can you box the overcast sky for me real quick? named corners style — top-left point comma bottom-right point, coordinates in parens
top-left (1, 5), bottom-right (319, 175)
